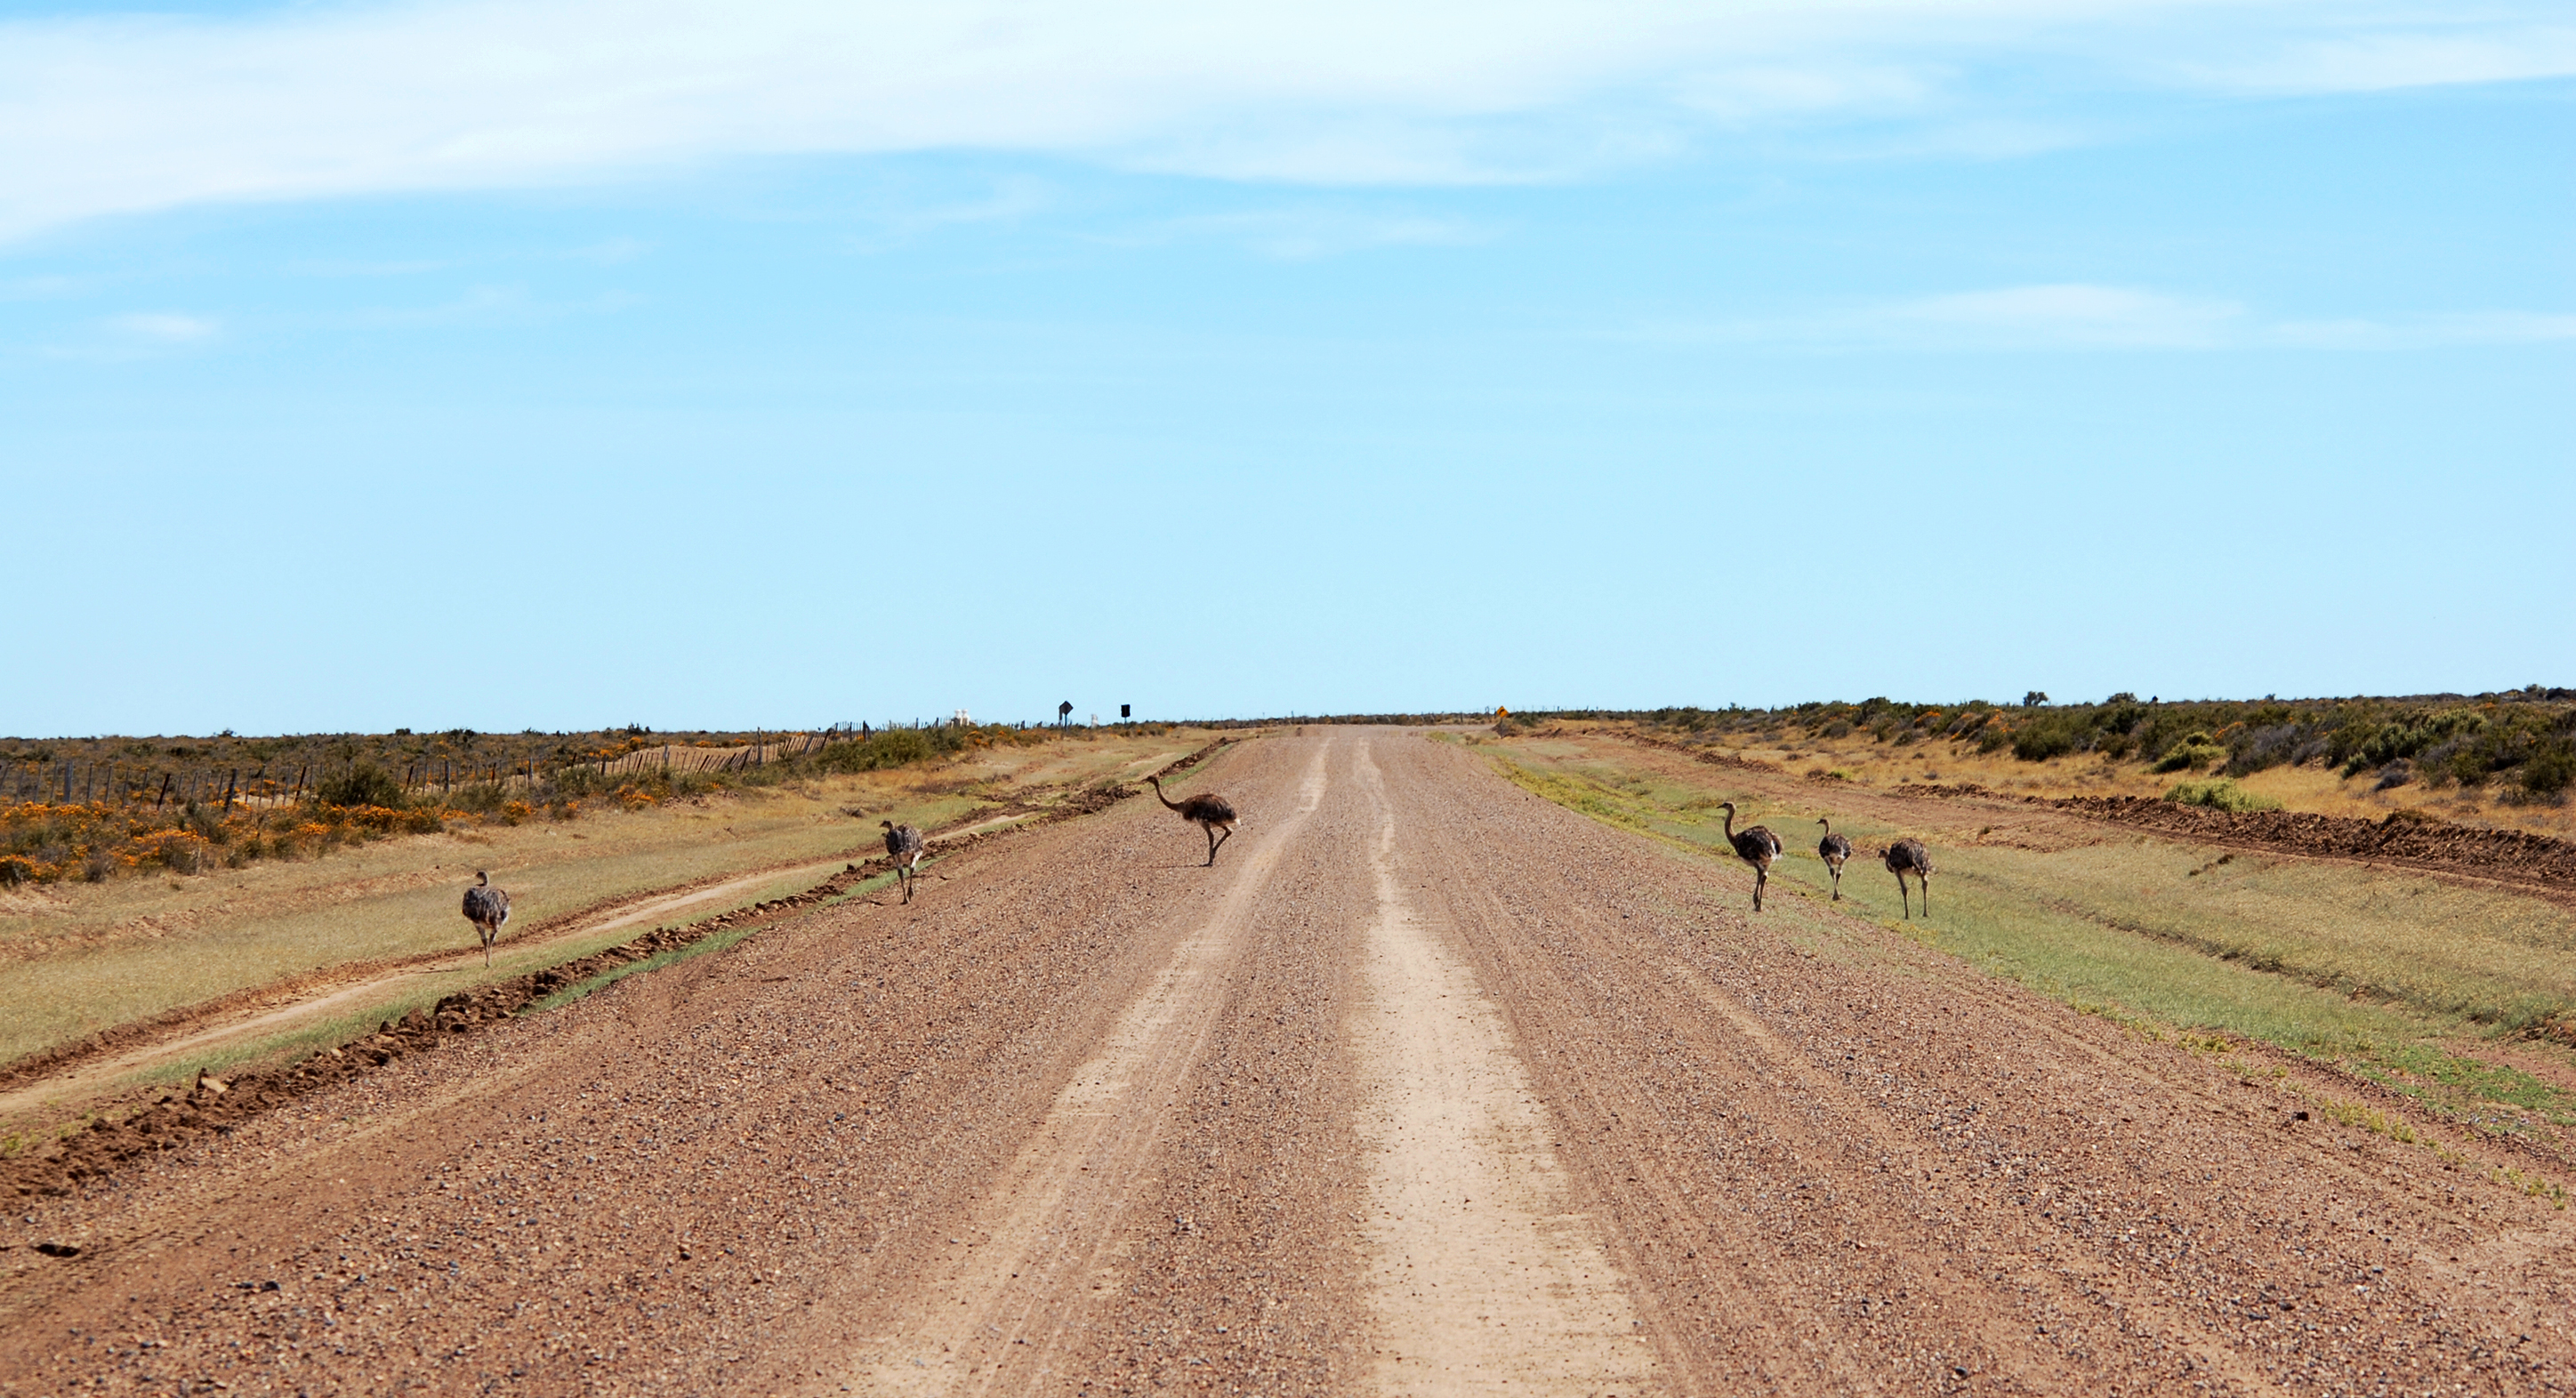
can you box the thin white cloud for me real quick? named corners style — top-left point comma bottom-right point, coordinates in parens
top-left (0, 1), bottom-right (2568, 241)
top-left (2268, 311), bottom-right (2576, 350)
top-left (1139, 207), bottom-right (1491, 260)
top-left (2187, 26), bottom-right (2576, 92)
top-left (1650, 284), bottom-right (2242, 350)
top-left (109, 311), bottom-right (218, 341)
top-left (351, 284), bottom-right (639, 327)
top-left (1641, 287), bottom-right (2576, 351)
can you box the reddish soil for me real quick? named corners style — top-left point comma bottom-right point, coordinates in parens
top-left (0, 731), bottom-right (2567, 1396)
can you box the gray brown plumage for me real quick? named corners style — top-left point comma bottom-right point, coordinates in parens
top-left (1718, 802), bottom-right (1784, 911)
top-left (1817, 817), bottom-right (1854, 901)
top-left (880, 820), bottom-right (926, 903)
top-left (461, 870), bottom-right (510, 966)
top-left (1884, 838), bottom-right (1933, 919)
top-left (1147, 775), bottom-right (1238, 866)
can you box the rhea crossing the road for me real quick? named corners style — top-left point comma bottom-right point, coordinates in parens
top-left (461, 871), bottom-right (510, 967)
top-left (1816, 817), bottom-right (1854, 901)
top-left (1147, 774), bottom-right (1238, 866)
top-left (1885, 838), bottom-right (1934, 919)
top-left (880, 820), bottom-right (926, 904)
top-left (1718, 802), bottom-right (1784, 912)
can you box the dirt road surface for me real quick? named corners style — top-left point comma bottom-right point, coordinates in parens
top-left (4, 730), bottom-right (2570, 1395)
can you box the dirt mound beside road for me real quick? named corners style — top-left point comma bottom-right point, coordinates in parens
top-left (2057, 795), bottom-right (2576, 884)
top-left (1891, 782), bottom-right (2576, 895)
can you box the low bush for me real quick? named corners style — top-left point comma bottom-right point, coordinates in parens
top-left (2516, 747), bottom-right (2574, 803)
top-left (2011, 714), bottom-right (2086, 761)
top-left (2153, 734), bottom-right (2229, 774)
top-left (318, 762), bottom-right (407, 808)
top-left (2165, 778), bottom-right (2282, 813)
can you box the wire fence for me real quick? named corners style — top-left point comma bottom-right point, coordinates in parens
top-left (0, 733), bottom-right (855, 812)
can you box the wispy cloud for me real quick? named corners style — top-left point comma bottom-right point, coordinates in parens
top-left (1650, 284), bottom-right (2242, 350)
top-left (108, 311), bottom-right (218, 342)
top-left (2270, 311), bottom-right (2576, 350)
top-left (350, 284), bottom-right (640, 328)
top-left (0, 2), bottom-right (2568, 241)
top-left (2185, 25), bottom-right (2576, 93)
top-left (1641, 286), bottom-right (2576, 352)
top-left (1137, 206), bottom-right (1490, 260)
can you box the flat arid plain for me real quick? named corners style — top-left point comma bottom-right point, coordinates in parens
top-left (3, 719), bottom-right (2572, 1395)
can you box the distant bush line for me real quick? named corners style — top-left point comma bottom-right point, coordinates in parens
top-left (1507, 687), bottom-right (2576, 806)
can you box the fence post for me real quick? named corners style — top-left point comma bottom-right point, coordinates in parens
top-left (157, 773), bottom-right (172, 810)
top-left (223, 769), bottom-right (237, 810)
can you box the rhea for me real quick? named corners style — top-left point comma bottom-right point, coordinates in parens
top-left (1147, 774), bottom-right (1238, 866)
top-left (880, 820), bottom-right (926, 904)
top-left (461, 871), bottom-right (511, 967)
top-left (1717, 802), bottom-right (1784, 912)
top-left (1816, 817), bottom-right (1854, 901)
top-left (1885, 838), bottom-right (1933, 919)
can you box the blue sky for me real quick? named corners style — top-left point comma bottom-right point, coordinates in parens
top-left (2, 1), bottom-right (2569, 735)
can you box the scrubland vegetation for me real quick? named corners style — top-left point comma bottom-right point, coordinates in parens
top-left (1502, 688), bottom-right (2575, 825)
top-left (0, 721), bottom-right (1159, 888)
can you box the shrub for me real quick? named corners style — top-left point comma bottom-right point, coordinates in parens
top-left (318, 763), bottom-right (407, 808)
top-left (2011, 715), bottom-right (2083, 761)
top-left (159, 835), bottom-right (206, 873)
top-left (2153, 733), bottom-right (2228, 774)
top-left (448, 783), bottom-right (507, 815)
top-left (500, 799), bottom-right (532, 825)
top-left (2520, 747), bottom-right (2574, 801)
top-left (2165, 778), bottom-right (2282, 813)
top-left (0, 856), bottom-right (30, 887)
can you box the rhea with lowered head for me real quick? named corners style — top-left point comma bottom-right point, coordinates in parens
top-left (880, 820), bottom-right (926, 903)
top-left (1147, 774), bottom-right (1238, 866)
top-left (1885, 838), bottom-right (1933, 919)
top-left (1717, 802), bottom-right (1784, 912)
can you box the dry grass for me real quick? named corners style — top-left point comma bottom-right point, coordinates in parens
top-left (0, 729), bottom-right (1209, 1073)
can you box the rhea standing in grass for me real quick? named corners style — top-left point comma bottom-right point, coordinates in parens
top-left (462, 871), bottom-right (510, 966)
top-left (1718, 802), bottom-right (1783, 911)
top-left (1816, 817), bottom-right (1854, 901)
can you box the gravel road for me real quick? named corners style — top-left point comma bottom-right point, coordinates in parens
top-left (4, 729), bottom-right (2569, 1396)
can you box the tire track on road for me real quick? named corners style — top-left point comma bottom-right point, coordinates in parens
top-left (837, 743), bottom-right (1334, 1395)
top-left (1348, 739), bottom-right (1659, 1394)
